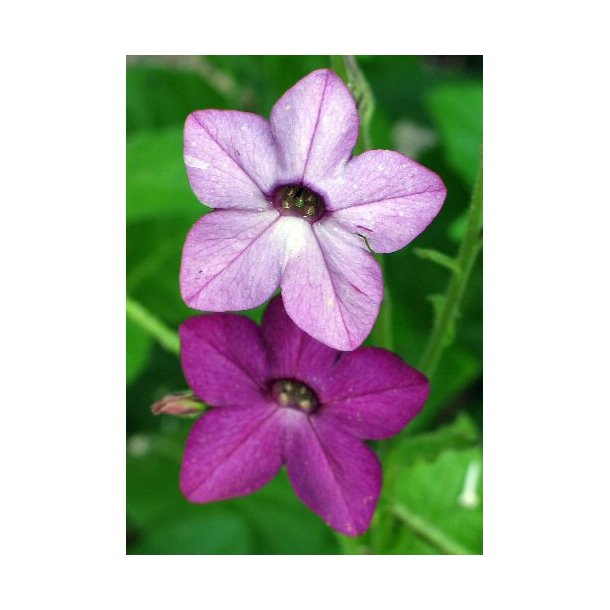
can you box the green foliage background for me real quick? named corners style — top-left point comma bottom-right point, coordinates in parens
top-left (126, 55), bottom-right (483, 555)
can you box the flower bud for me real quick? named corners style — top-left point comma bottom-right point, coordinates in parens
top-left (151, 391), bottom-right (205, 418)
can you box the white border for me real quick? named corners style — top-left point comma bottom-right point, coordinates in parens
top-left (3, 1), bottom-right (609, 608)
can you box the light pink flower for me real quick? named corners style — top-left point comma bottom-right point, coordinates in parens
top-left (181, 69), bottom-right (446, 350)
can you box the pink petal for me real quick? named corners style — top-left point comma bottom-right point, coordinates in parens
top-left (180, 405), bottom-right (282, 503)
top-left (184, 110), bottom-right (278, 209)
top-left (281, 219), bottom-right (382, 351)
top-left (270, 69), bottom-right (359, 185)
top-left (261, 295), bottom-right (339, 394)
top-left (180, 209), bottom-right (284, 311)
top-left (179, 313), bottom-right (269, 407)
top-left (319, 347), bottom-right (429, 440)
top-left (321, 150), bottom-right (447, 253)
top-left (282, 412), bottom-right (381, 536)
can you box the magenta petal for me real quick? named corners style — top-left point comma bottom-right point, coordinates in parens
top-left (320, 347), bottom-right (429, 440)
top-left (283, 413), bottom-right (381, 536)
top-left (179, 313), bottom-right (269, 407)
top-left (270, 69), bottom-right (359, 185)
top-left (180, 405), bottom-right (282, 503)
top-left (184, 110), bottom-right (278, 210)
top-left (281, 219), bottom-right (382, 351)
top-left (261, 295), bottom-right (339, 393)
top-left (181, 209), bottom-right (284, 311)
top-left (322, 150), bottom-right (447, 253)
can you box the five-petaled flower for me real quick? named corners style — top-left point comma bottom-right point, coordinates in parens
top-left (179, 297), bottom-right (429, 536)
top-left (181, 69), bottom-right (447, 351)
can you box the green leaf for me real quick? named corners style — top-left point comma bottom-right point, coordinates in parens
top-left (427, 82), bottom-right (483, 187)
top-left (385, 413), bottom-right (479, 476)
top-left (127, 127), bottom-right (205, 221)
top-left (130, 513), bottom-right (253, 555)
top-left (414, 248), bottom-right (460, 273)
top-left (127, 63), bottom-right (228, 135)
top-left (391, 446), bottom-right (483, 554)
top-left (126, 316), bottom-right (153, 384)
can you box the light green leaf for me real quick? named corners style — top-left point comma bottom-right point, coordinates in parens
top-left (126, 127), bottom-right (205, 221)
top-left (427, 82), bottom-right (483, 187)
top-left (391, 446), bottom-right (483, 554)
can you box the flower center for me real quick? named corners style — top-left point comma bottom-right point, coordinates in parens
top-left (272, 185), bottom-right (325, 222)
top-left (271, 379), bottom-right (319, 414)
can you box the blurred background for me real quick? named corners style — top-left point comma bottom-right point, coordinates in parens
top-left (126, 55), bottom-right (483, 554)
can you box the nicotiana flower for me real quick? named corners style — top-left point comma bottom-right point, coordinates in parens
top-left (181, 69), bottom-right (447, 351)
top-left (179, 297), bottom-right (429, 536)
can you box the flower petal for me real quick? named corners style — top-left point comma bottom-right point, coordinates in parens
top-left (319, 347), bottom-right (429, 440)
top-left (181, 405), bottom-right (282, 503)
top-left (270, 69), bottom-right (359, 185)
top-left (282, 412), bottom-right (381, 536)
top-left (322, 150), bottom-right (447, 253)
top-left (180, 209), bottom-right (283, 311)
top-left (281, 219), bottom-right (382, 351)
top-left (261, 295), bottom-right (339, 393)
top-left (184, 110), bottom-right (278, 209)
top-left (180, 313), bottom-right (269, 407)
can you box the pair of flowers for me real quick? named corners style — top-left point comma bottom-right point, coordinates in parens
top-left (177, 69), bottom-right (446, 535)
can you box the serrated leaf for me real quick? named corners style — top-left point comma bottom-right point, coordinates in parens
top-left (391, 447), bottom-right (483, 554)
top-left (414, 248), bottom-right (460, 273)
top-left (384, 414), bottom-right (479, 492)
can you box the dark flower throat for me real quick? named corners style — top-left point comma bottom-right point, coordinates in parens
top-left (272, 185), bottom-right (325, 222)
top-left (271, 379), bottom-right (319, 414)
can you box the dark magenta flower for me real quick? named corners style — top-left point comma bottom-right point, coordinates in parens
top-left (179, 297), bottom-right (429, 536)
top-left (181, 69), bottom-right (446, 351)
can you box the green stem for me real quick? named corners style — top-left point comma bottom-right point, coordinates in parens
top-left (390, 505), bottom-right (470, 555)
top-left (371, 262), bottom-right (394, 352)
top-left (336, 533), bottom-right (366, 555)
top-left (126, 295), bottom-right (180, 356)
top-left (418, 158), bottom-right (483, 379)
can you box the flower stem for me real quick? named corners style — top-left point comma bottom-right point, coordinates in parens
top-left (418, 157), bottom-right (483, 379)
top-left (372, 266), bottom-right (394, 352)
top-left (126, 295), bottom-right (180, 356)
top-left (390, 505), bottom-right (471, 555)
top-left (336, 533), bottom-right (365, 555)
